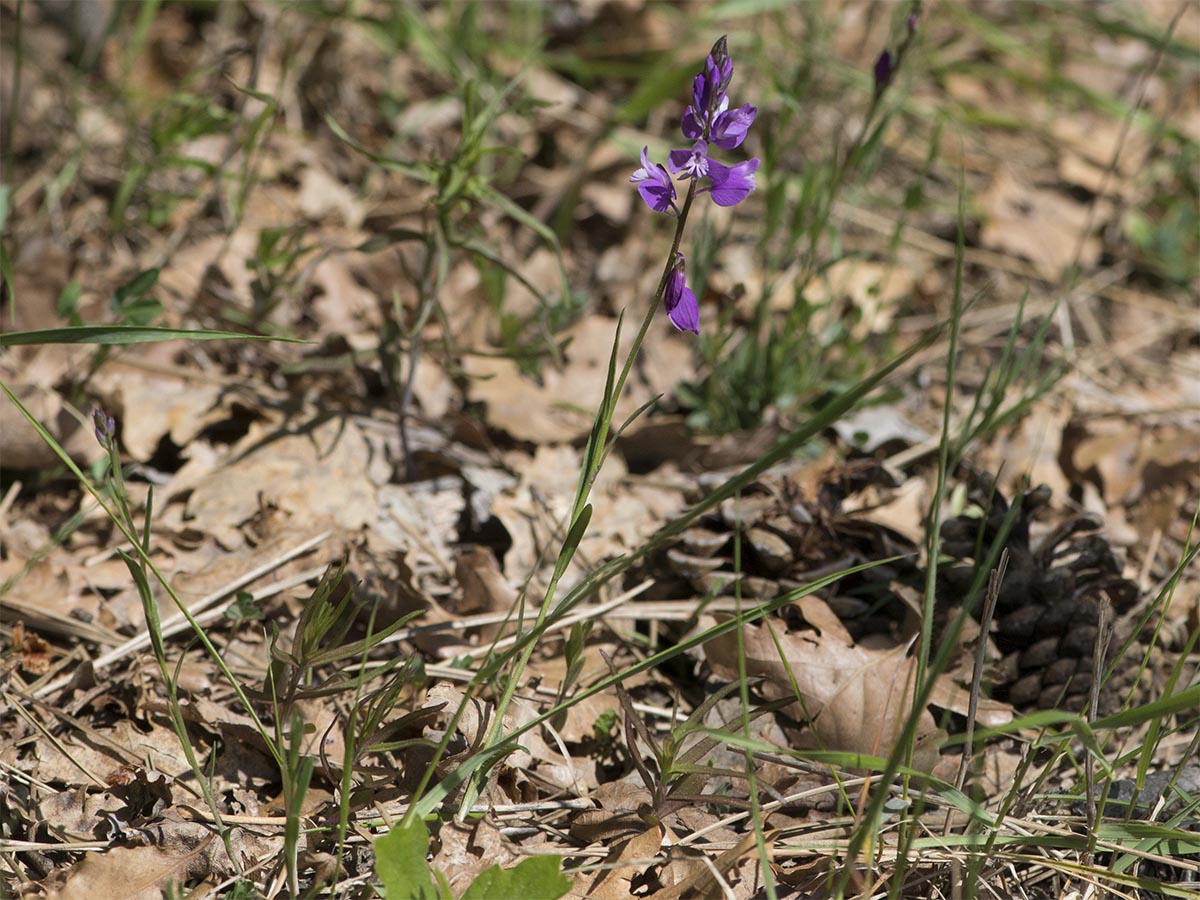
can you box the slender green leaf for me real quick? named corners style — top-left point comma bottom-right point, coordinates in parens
top-left (325, 115), bottom-right (433, 183)
top-left (549, 504), bottom-right (592, 586)
top-left (112, 267), bottom-right (160, 307)
top-left (0, 325), bottom-right (306, 347)
top-left (355, 229), bottom-right (428, 253)
top-left (478, 184), bottom-right (559, 251)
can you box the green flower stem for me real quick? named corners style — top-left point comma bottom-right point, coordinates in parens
top-left (582, 181), bottom-right (699, 506)
top-left (444, 180), bottom-right (700, 820)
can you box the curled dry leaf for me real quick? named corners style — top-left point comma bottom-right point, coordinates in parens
top-left (431, 816), bottom-right (522, 897)
top-left (571, 779), bottom-right (653, 844)
top-left (584, 823), bottom-right (663, 900)
top-left (980, 168), bottom-right (1110, 280)
top-left (840, 475), bottom-right (928, 545)
top-left (93, 367), bottom-right (227, 460)
top-left (705, 601), bottom-right (943, 768)
top-left (656, 829), bottom-right (776, 900)
top-left (425, 681), bottom-right (489, 750)
top-left (452, 545), bottom-right (518, 618)
top-left (10, 621), bottom-right (53, 674)
top-left (35, 788), bottom-right (125, 840)
top-left (463, 314), bottom-right (687, 444)
top-left (185, 416), bottom-right (377, 548)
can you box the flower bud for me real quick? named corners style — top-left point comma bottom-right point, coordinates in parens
top-left (93, 408), bottom-right (116, 446)
top-left (873, 49), bottom-right (894, 93)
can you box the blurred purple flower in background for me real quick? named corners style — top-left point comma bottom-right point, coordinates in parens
top-left (874, 4), bottom-right (920, 100)
top-left (873, 49), bottom-right (895, 93)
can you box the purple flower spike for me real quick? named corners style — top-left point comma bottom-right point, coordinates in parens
top-left (692, 57), bottom-right (731, 120)
top-left (657, 35), bottom-right (760, 209)
top-left (630, 146), bottom-right (676, 213)
top-left (632, 35), bottom-right (760, 332)
top-left (704, 157), bottom-right (759, 207)
top-left (664, 258), bottom-right (699, 334)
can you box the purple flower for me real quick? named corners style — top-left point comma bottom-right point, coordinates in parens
top-left (681, 103), bottom-right (706, 142)
top-left (664, 257), bottom-right (699, 334)
top-left (875, 6), bottom-right (918, 99)
top-left (705, 157), bottom-right (759, 207)
top-left (693, 52), bottom-right (733, 121)
top-left (631, 37), bottom-right (758, 335)
top-left (631, 35), bottom-right (759, 213)
top-left (710, 103), bottom-right (756, 150)
top-left (682, 41), bottom-right (734, 141)
top-left (630, 146), bottom-right (676, 213)
top-left (668, 140), bottom-right (710, 181)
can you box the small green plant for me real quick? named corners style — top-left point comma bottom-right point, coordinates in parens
top-left (244, 225), bottom-right (314, 325)
top-left (950, 290), bottom-right (1065, 459)
top-left (110, 90), bottom-right (236, 230)
top-left (0, 320), bottom-right (303, 892)
top-left (678, 285), bottom-right (877, 433)
top-left (1122, 142), bottom-right (1199, 284)
top-left (374, 819), bottom-right (571, 900)
top-left (614, 677), bottom-right (781, 823)
top-left (327, 66), bottom-right (576, 476)
top-left (48, 265), bottom-right (166, 402)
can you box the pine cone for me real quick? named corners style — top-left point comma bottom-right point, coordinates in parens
top-left (656, 467), bottom-right (1149, 715)
top-left (941, 476), bottom-right (1140, 712)
top-left (662, 463), bottom-right (921, 641)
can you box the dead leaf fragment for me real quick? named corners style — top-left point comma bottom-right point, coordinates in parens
top-left (10, 621), bottom-right (53, 674)
top-left (452, 545), bottom-right (517, 617)
top-left (806, 258), bottom-right (916, 339)
top-left (46, 844), bottom-right (204, 900)
top-left (185, 416), bottom-right (377, 547)
top-left (705, 618), bottom-right (943, 769)
top-left (464, 315), bottom-right (675, 443)
top-left (94, 368), bottom-right (226, 460)
top-left (657, 829), bottom-right (776, 900)
top-left (585, 824), bottom-right (663, 900)
top-left (980, 169), bottom-right (1111, 279)
top-left (431, 817), bottom-right (522, 896)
